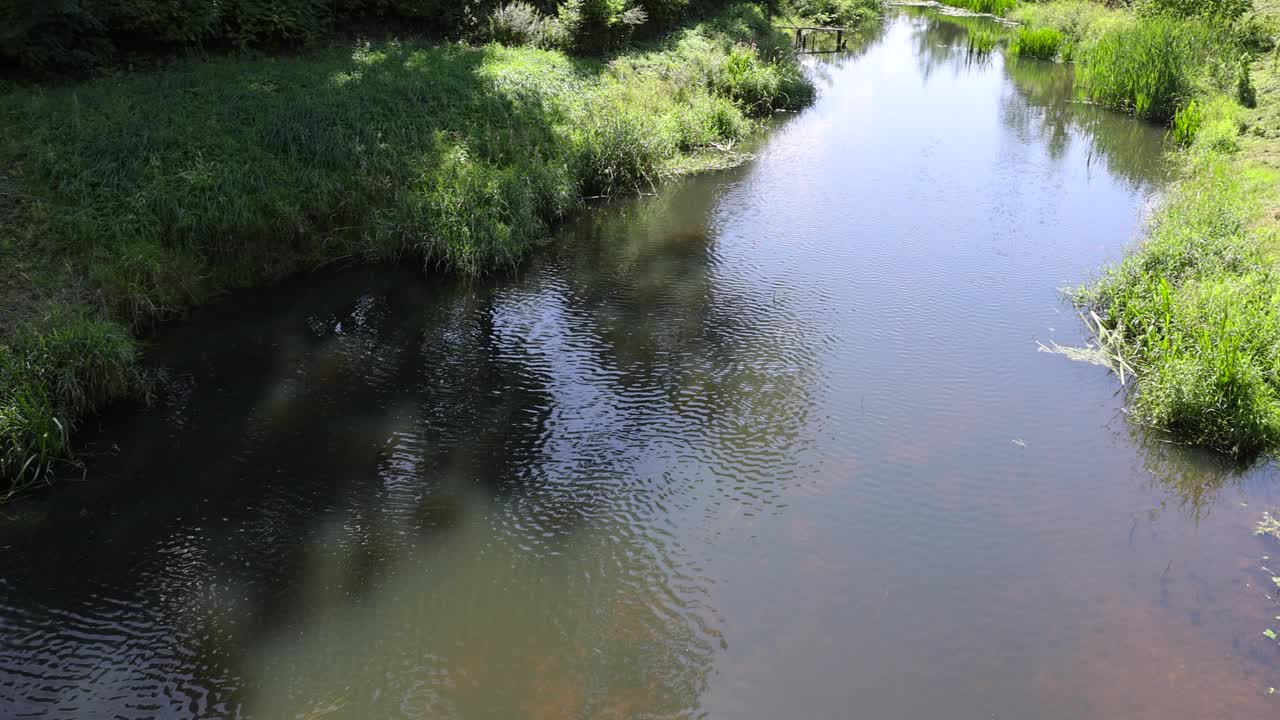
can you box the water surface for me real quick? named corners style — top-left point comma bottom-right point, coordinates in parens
top-left (4, 10), bottom-right (1280, 719)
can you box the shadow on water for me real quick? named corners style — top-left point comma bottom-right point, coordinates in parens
top-left (0, 161), bottom-right (820, 716)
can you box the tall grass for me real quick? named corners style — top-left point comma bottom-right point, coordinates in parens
top-left (1, 315), bottom-right (143, 498)
top-left (0, 4), bottom-right (813, 494)
top-left (1075, 17), bottom-right (1217, 121)
top-left (1012, 1), bottom-right (1280, 455)
top-left (937, 0), bottom-right (1018, 17)
top-left (1077, 121), bottom-right (1279, 456)
top-left (1009, 26), bottom-right (1064, 59)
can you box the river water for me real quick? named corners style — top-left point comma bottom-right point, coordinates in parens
top-left (4, 9), bottom-right (1280, 719)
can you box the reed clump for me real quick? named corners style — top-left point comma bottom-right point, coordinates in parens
top-left (1009, 26), bottom-right (1064, 59)
top-left (1076, 17), bottom-right (1226, 121)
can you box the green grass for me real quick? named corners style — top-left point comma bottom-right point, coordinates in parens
top-left (1016, 1), bottom-right (1280, 457)
top-left (1012, 2), bottom-right (1244, 123)
top-left (0, 314), bottom-right (145, 498)
top-left (937, 0), bottom-right (1018, 17)
top-left (1008, 26), bottom-right (1064, 59)
top-left (967, 29), bottom-right (999, 54)
top-left (1076, 16), bottom-right (1228, 122)
top-left (0, 3), bottom-right (813, 497)
top-left (1077, 100), bottom-right (1279, 456)
top-left (1009, 0), bottom-right (1118, 41)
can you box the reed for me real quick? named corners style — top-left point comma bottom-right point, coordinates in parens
top-left (1008, 26), bottom-right (1064, 59)
top-left (1075, 16), bottom-right (1214, 121)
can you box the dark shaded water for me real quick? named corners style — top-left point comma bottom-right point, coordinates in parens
top-left (5, 10), bottom-right (1280, 719)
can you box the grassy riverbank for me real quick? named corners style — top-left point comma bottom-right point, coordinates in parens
top-left (0, 4), bottom-right (814, 496)
top-left (1013, 0), bottom-right (1280, 456)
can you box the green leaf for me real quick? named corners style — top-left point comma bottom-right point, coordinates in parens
top-left (1264, 629), bottom-right (1276, 640)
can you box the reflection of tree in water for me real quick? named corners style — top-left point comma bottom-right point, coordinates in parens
top-left (1001, 56), bottom-right (1171, 191)
top-left (0, 164), bottom-right (821, 717)
top-left (905, 7), bottom-right (1006, 84)
top-left (797, 20), bottom-right (884, 88)
top-left (902, 8), bottom-right (1170, 191)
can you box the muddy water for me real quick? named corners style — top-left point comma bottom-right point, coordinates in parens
top-left (4, 9), bottom-right (1280, 719)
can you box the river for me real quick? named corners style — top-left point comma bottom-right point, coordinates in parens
top-left (3, 8), bottom-right (1279, 719)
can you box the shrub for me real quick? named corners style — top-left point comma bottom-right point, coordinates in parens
top-left (222, 0), bottom-right (333, 47)
top-left (487, 2), bottom-right (552, 46)
top-left (1235, 12), bottom-right (1279, 52)
top-left (631, 0), bottom-right (690, 31)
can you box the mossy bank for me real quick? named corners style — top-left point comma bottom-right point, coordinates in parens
top-left (0, 4), bottom-right (821, 497)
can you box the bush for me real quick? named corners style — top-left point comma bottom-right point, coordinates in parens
top-left (1238, 55), bottom-right (1257, 107)
top-left (631, 0), bottom-right (691, 31)
top-left (556, 0), bottom-right (650, 54)
top-left (486, 2), bottom-right (554, 46)
top-left (0, 0), bottom-right (522, 72)
top-left (222, 0), bottom-right (333, 47)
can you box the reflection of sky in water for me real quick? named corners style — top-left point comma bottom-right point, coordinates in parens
top-left (0, 9), bottom-right (1277, 720)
